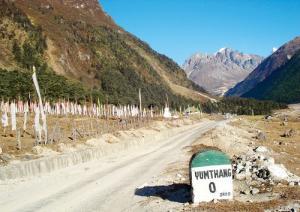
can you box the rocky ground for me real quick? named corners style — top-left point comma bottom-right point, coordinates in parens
top-left (135, 105), bottom-right (300, 211)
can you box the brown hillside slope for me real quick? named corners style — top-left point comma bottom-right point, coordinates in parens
top-left (0, 0), bottom-right (213, 105)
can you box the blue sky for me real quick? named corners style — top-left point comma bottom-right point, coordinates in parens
top-left (101, 0), bottom-right (300, 65)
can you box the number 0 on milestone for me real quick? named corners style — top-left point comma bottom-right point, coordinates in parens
top-left (190, 150), bottom-right (233, 203)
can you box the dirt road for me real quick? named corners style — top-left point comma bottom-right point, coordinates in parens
top-left (0, 120), bottom-right (222, 212)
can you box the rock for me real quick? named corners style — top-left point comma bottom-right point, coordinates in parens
top-left (22, 154), bottom-right (35, 160)
top-left (0, 153), bottom-right (15, 162)
top-left (256, 132), bottom-right (267, 141)
top-left (235, 172), bottom-right (247, 180)
top-left (265, 115), bottom-right (272, 120)
top-left (256, 169), bottom-right (270, 180)
top-left (244, 189), bottom-right (250, 195)
top-left (32, 146), bottom-right (44, 155)
top-left (289, 182), bottom-right (295, 187)
top-left (265, 157), bottom-right (275, 164)
top-left (250, 188), bottom-right (260, 195)
top-left (280, 122), bottom-right (288, 126)
top-left (268, 164), bottom-right (289, 181)
top-left (0, 147), bottom-right (2, 154)
top-left (212, 199), bottom-right (219, 204)
top-left (254, 146), bottom-right (268, 153)
top-left (0, 153), bottom-right (12, 162)
top-left (266, 187), bottom-right (273, 192)
top-left (282, 129), bottom-right (296, 138)
top-left (237, 164), bottom-right (245, 172)
top-left (32, 146), bottom-right (58, 156)
top-left (57, 143), bottom-right (66, 151)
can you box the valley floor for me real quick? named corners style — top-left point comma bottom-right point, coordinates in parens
top-left (138, 105), bottom-right (300, 211)
top-left (0, 105), bottom-right (299, 211)
top-left (0, 117), bottom-right (219, 211)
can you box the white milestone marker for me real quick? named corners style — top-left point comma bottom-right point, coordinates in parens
top-left (190, 150), bottom-right (233, 203)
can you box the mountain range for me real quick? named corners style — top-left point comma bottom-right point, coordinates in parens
top-left (0, 0), bottom-right (211, 106)
top-left (226, 36), bottom-right (300, 99)
top-left (241, 43), bottom-right (300, 103)
top-left (183, 48), bottom-right (263, 96)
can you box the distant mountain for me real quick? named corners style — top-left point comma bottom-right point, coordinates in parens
top-left (226, 37), bottom-right (300, 97)
top-left (0, 0), bottom-right (211, 106)
top-left (242, 50), bottom-right (300, 103)
top-left (183, 48), bottom-right (263, 96)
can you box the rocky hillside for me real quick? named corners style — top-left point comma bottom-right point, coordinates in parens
top-left (183, 48), bottom-right (263, 96)
top-left (0, 0), bottom-right (210, 106)
top-left (226, 36), bottom-right (300, 97)
top-left (243, 50), bottom-right (300, 103)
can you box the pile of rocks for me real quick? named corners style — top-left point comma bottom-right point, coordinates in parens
top-left (232, 146), bottom-right (300, 194)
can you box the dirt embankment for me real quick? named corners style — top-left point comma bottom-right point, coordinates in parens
top-left (0, 117), bottom-right (209, 180)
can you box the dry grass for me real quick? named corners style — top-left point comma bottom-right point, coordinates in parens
top-left (232, 113), bottom-right (300, 176)
top-left (125, 39), bottom-right (215, 103)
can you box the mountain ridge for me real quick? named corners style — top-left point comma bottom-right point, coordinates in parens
top-left (242, 50), bottom-right (300, 103)
top-left (226, 36), bottom-right (300, 97)
top-left (183, 48), bottom-right (263, 96)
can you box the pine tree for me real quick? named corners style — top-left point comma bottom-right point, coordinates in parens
top-left (12, 40), bottom-right (22, 63)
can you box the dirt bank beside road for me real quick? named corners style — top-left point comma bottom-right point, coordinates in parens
top-left (0, 118), bottom-right (222, 212)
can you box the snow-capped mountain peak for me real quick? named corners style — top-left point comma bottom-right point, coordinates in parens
top-left (183, 48), bottom-right (264, 96)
